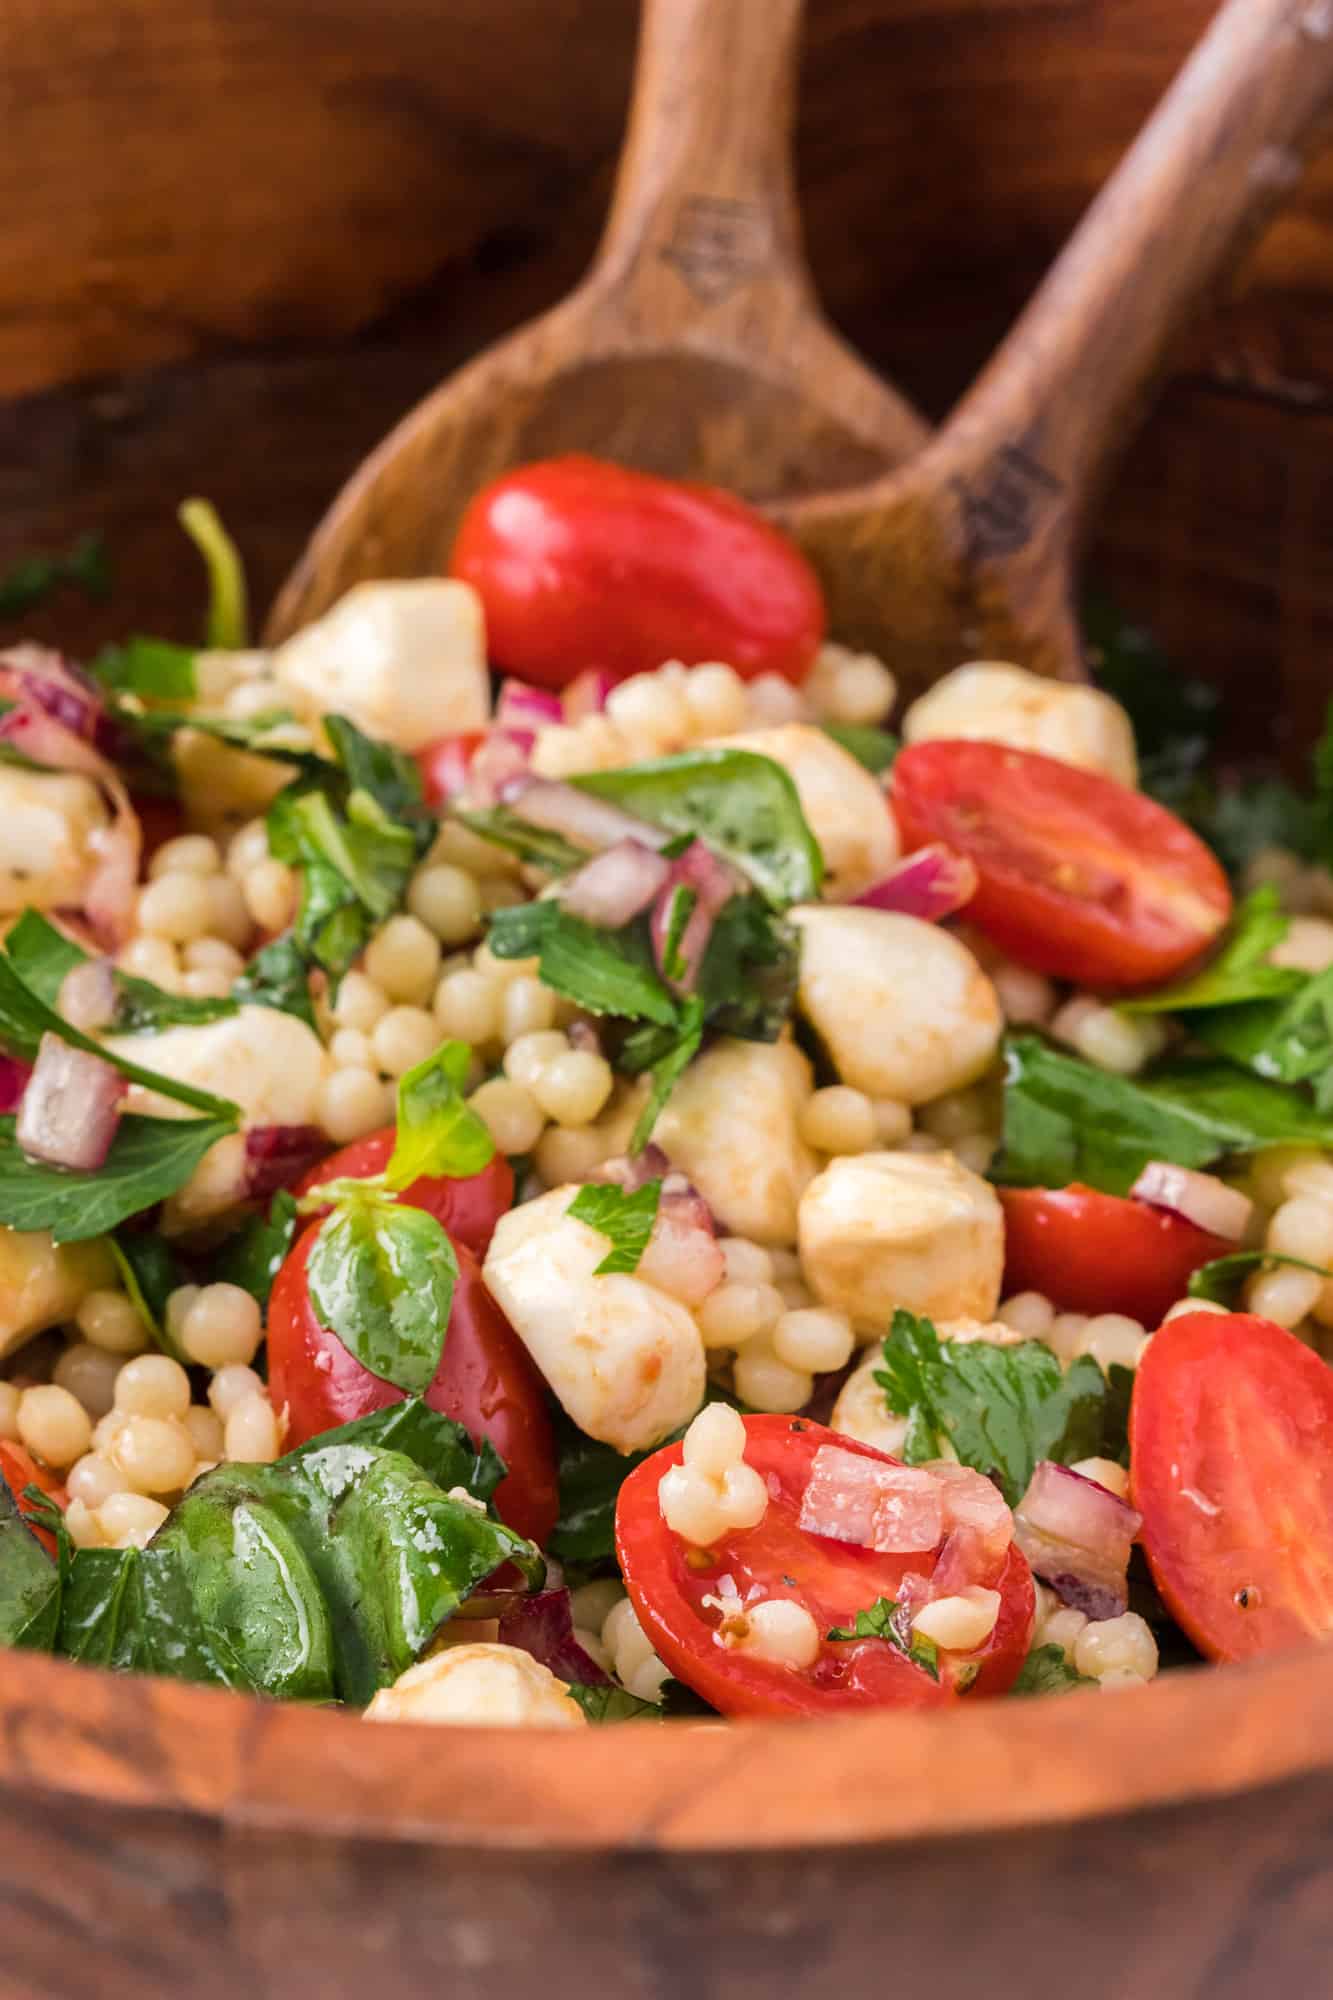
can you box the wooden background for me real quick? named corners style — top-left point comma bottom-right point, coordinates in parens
top-left (2, 0), bottom-right (1331, 754)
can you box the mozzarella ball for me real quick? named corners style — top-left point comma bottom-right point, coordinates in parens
top-left (791, 906), bottom-right (1002, 1105)
top-left (830, 1346), bottom-right (910, 1455)
top-left (273, 580), bottom-right (489, 752)
top-left (799, 1150), bottom-right (1005, 1333)
top-left (364, 1644), bottom-right (586, 1727)
top-left (654, 1035), bottom-right (817, 1246)
top-left (0, 1232), bottom-right (116, 1364)
top-left (0, 767), bottom-right (114, 913)
top-left (703, 724), bottom-right (899, 899)
top-left (483, 1187), bottom-right (706, 1453)
top-left (903, 662), bottom-right (1138, 786)
top-left (105, 1005), bottom-right (330, 1132)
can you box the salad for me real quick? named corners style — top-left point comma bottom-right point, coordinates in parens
top-left (1, 457), bottom-right (1332, 1727)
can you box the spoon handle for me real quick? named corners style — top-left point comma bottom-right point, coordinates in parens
top-left (934, 0), bottom-right (1333, 536)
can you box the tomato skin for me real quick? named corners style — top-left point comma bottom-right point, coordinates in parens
top-left (999, 1185), bottom-right (1232, 1327)
top-left (416, 730), bottom-right (487, 810)
top-left (290, 1128), bottom-right (513, 1261)
top-left (890, 740), bottom-right (1232, 989)
top-left (448, 455), bottom-right (826, 690)
top-left (0, 1443), bottom-right (66, 1558)
top-left (616, 1414), bottom-right (1034, 1717)
top-left (268, 1222), bottom-right (557, 1546)
top-left (1131, 1312), bottom-right (1333, 1663)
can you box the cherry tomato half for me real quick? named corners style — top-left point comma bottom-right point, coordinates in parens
top-left (615, 1414), bottom-right (1034, 1717)
top-left (999, 1185), bottom-right (1232, 1328)
top-left (268, 1222), bottom-right (557, 1546)
top-left (448, 455), bottom-right (826, 690)
top-left (1131, 1311), bottom-right (1333, 1663)
top-left (891, 740), bottom-right (1232, 990)
top-left (290, 1128), bottom-right (513, 1262)
top-left (416, 730), bottom-right (487, 810)
top-left (0, 1442), bottom-right (66, 1558)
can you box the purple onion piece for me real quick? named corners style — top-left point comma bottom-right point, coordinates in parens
top-left (497, 1588), bottom-right (611, 1686)
top-left (1014, 1460), bottom-right (1141, 1621)
top-left (244, 1124), bottom-right (328, 1197)
top-left (562, 669), bottom-right (614, 720)
top-left (0, 1055), bottom-right (33, 1114)
top-left (1042, 1571), bottom-right (1127, 1623)
top-left (853, 843), bottom-right (979, 921)
top-left (495, 678), bottom-right (564, 732)
top-left (648, 838), bottom-right (740, 994)
top-left (558, 839), bottom-right (671, 928)
top-left (501, 775), bottom-right (670, 854)
top-left (17, 1033), bottom-right (125, 1171)
top-left (58, 956), bottom-right (118, 1032)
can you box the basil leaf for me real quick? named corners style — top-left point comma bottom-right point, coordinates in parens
top-left (0, 1111), bottom-right (238, 1242)
top-left (90, 636), bottom-right (198, 702)
top-left (1194, 965), bottom-right (1333, 1111)
top-left (109, 1231), bottom-right (187, 1359)
top-left (694, 895), bottom-right (797, 1042)
top-left (627, 998), bottom-right (706, 1153)
top-left (0, 534), bottom-right (108, 620)
top-left (548, 1410), bottom-right (689, 1565)
top-left (456, 806), bottom-right (585, 874)
top-left (5, 908), bottom-right (237, 1032)
top-left (1121, 889), bottom-right (1302, 1014)
top-left (487, 899), bottom-right (679, 1025)
top-left (1010, 1643), bottom-right (1096, 1695)
top-left (384, 1039), bottom-right (494, 1190)
top-left (826, 1595), bottom-right (940, 1681)
top-left (291, 1397), bottom-right (506, 1506)
top-left (232, 931), bottom-right (316, 1027)
top-left (306, 1197), bottom-right (459, 1393)
top-left (1187, 1248), bottom-right (1333, 1308)
top-left (178, 497), bottom-right (249, 649)
top-left (567, 1682), bottom-right (664, 1722)
top-left (874, 1309), bottom-right (1106, 1506)
top-left (211, 1191), bottom-right (299, 1305)
top-left (0, 1479), bottom-right (61, 1650)
top-left (567, 1179), bottom-right (662, 1275)
top-left (819, 723), bottom-right (899, 775)
top-left (573, 749), bottom-right (823, 908)
top-left (323, 715), bottom-right (429, 842)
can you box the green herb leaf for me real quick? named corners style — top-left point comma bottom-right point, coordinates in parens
top-left (290, 1397), bottom-right (507, 1506)
top-left (455, 806), bottom-right (585, 874)
top-left (0, 1111), bottom-right (238, 1242)
top-left (548, 1410), bottom-right (690, 1565)
top-left (323, 715), bottom-right (428, 840)
top-left (826, 1595), bottom-right (940, 1681)
top-left (231, 931), bottom-right (315, 1027)
top-left (0, 1479), bottom-right (62, 1650)
top-left (306, 1196), bottom-right (459, 1394)
top-left (567, 1682), bottom-right (665, 1722)
top-left (384, 1039), bottom-right (494, 1191)
top-left (108, 1231), bottom-right (188, 1359)
top-left (572, 749), bottom-right (823, 908)
top-left (627, 998), bottom-right (706, 1153)
top-left (0, 534), bottom-right (109, 619)
top-left (1120, 889), bottom-right (1302, 1015)
top-left (693, 895), bottom-right (798, 1043)
top-left (1193, 964), bottom-right (1333, 1112)
top-left (818, 723), bottom-right (899, 775)
top-left (487, 898), bottom-right (679, 1025)
top-left (567, 1179), bottom-right (663, 1275)
top-left (90, 636), bottom-right (198, 703)
top-left (1010, 1643), bottom-right (1096, 1695)
top-left (659, 884), bottom-right (696, 983)
top-left (5, 908), bottom-right (237, 1032)
top-left (1186, 1247), bottom-right (1333, 1308)
top-left (874, 1309), bottom-right (1106, 1506)
top-left (211, 1191), bottom-right (300, 1305)
top-left (179, 498), bottom-right (249, 649)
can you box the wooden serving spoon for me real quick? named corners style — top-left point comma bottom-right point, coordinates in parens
top-left (271, 0), bottom-right (1333, 707)
top-left (267, 0), bottom-right (930, 642)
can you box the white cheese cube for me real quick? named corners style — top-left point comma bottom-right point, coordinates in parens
top-left (903, 662), bottom-right (1138, 786)
top-left (653, 1035), bottom-right (817, 1247)
top-left (0, 768), bottom-right (112, 913)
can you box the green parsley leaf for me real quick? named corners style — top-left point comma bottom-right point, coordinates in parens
top-left (1193, 964), bottom-right (1333, 1112)
top-left (90, 636), bottom-right (198, 702)
top-left (0, 534), bottom-right (109, 621)
top-left (306, 1195), bottom-right (460, 1394)
top-left (487, 898), bottom-right (678, 1025)
top-left (626, 998), bottom-right (706, 1153)
top-left (0, 1111), bottom-right (239, 1242)
top-left (211, 1191), bottom-right (300, 1306)
top-left (1010, 1643), bottom-right (1096, 1695)
top-left (826, 1595), bottom-right (940, 1681)
top-left (108, 1231), bottom-right (188, 1360)
top-left (323, 715), bottom-right (428, 840)
top-left (0, 1478), bottom-right (62, 1650)
top-left (178, 498), bottom-right (249, 649)
top-left (1186, 1247), bottom-right (1333, 1308)
top-left (231, 931), bottom-right (315, 1027)
top-left (1120, 888), bottom-right (1302, 1015)
top-left (874, 1309), bottom-right (1106, 1506)
top-left (383, 1039), bottom-right (493, 1190)
top-left (567, 1179), bottom-right (663, 1275)
top-left (818, 723), bottom-right (899, 775)
top-left (5, 908), bottom-right (237, 1033)
top-left (659, 884), bottom-right (696, 983)
top-left (455, 806), bottom-right (585, 874)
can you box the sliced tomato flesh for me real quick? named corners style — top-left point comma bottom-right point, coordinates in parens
top-left (615, 1414), bottom-right (1034, 1717)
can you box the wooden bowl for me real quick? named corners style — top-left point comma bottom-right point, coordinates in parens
top-left (2, 4), bottom-right (1333, 1993)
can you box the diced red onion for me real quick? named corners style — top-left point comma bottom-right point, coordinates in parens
top-left (244, 1125), bottom-right (328, 1198)
top-left (501, 775), bottom-right (670, 854)
top-left (1131, 1162), bottom-right (1253, 1243)
top-left (566, 1018), bottom-right (603, 1055)
top-left (496, 1587), bottom-right (611, 1686)
top-left (462, 727), bottom-right (536, 807)
top-left (557, 839), bottom-right (670, 928)
top-left (927, 1463), bottom-right (1015, 1588)
top-left (563, 669), bottom-right (614, 721)
top-left (17, 1032), bottom-right (125, 1170)
top-left (0, 1055), bottom-right (32, 1113)
top-left (496, 679), bottom-right (564, 732)
top-left (593, 1144), bottom-right (671, 1193)
top-left (58, 956), bottom-right (118, 1032)
top-left (800, 1446), bottom-right (946, 1554)
top-left (0, 646), bottom-right (107, 745)
top-left (648, 839), bottom-right (741, 995)
top-left (1014, 1460), bottom-right (1141, 1621)
top-left (853, 843), bottom-right (979, 922)
top-left (638, 1183), bottom-right (725, 1308)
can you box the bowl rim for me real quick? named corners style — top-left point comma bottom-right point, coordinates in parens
top-left (3, 1637), bottom-right (1328, 1852)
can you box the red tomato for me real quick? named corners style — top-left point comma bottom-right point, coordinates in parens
top-left (132, 794), bottom-right (187, 866)
top-left (416, 730), bottom-right (487, 810)
top-left (448, 455), bottom-right (826, 689)
top-left (290, 1128), bottom-right (513, 1261)
top-left (615, 1414), bottom-right (1034, 1717)
top-left (890, 741), bottom-right (1232, 989)
top-left (1131, 1312), bottom-right (1333, 1663)
top-left (268, 1223), bottom-right (557, 1546)
top-left (0, 1442), bottom-right (66, 1558)
top-left (999, 1185), bottom-right (1232, 1327)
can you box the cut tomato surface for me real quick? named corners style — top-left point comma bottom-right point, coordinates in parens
top-left (1131, 1311), bottom-right (1333, 1663)
top-left (891, 740), bottom-right (1231, 989)
top-left (616, 1414), bottom-right (1034, 1717)
top-left (999, 1185), bottom-right (1232, 1327)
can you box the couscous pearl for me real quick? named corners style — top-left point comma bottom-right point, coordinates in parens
top-left (918, 1087), bottom-right (993, 1144)
top-left (434, 822), bottom-right (519, 876)
top-left (696, 1281), bottom-right (784, 1350)
top-left (137, 872), bottom-right (213, 942)
top-left (185, 1405), bottom-right (226, 1461)
top-left (1053, 999), bottom-right (1166, 1077)
top-left (1162, 1296), bottom-right (1229, 1322)
top-left (365, 915), bottom-right (442, 1006)
top-left (225, 1396), bottom-right (279, 1463)
top-left (117, 936), bottom-right (181, 988)
top-left (992, 963), bottom-right (1056, 1027)
top-left (1270, 1196), bottom-right (1333, 1267)
top-left (226, 819), bottom-right (270, 880)
top-left (408, 863), bottom-right (483, 945)
top-left (66, 1452), bottom-right (130, 1506)
top-left (208, 1365), bottom-right (266, 1421)
top-left (1283, 1157), bottom-right (1333, 1204)
top-left (18, 1385), bottom-right (93, 1468)
top-left (242, 857), bottom-right (297, 934)
top-left (180, 1284), bottom-right (262, 1369)
top-left (205, 874), bottom-right (253, 948)
top-left (109, 1415), bottom-right (196, 1493)
top-left (742, 1598), bottom-right (822, 1668)
top-left (433, 968), bottom-right (501, 1045)
top-left (1248, 1265), bottom-right (1323, 1328)
top-left (533, 1050), bottom-right (614, 1127)
top-left (329, 1027), bottom-right (374, 1069)
top-left (1039, 1607), bottom-right (1089, 1659)
top-left (501, 976), bottom-right (558, 1043)
top-left (115, 1354), bottom-right (192, 1421)
top-left (1046, 1312), bottom-right (1090, 1362)
top-left (318, 1068), bottom-right (394, 1143)
top-left (570, 1579), bottom-right (625, 1633)
top-left (772, 1307), bottom-right (855, 1374)
top-left (52, 1343), bottom-right (122, 1420)
top-left (533, 1123), bottom-right (611, 1186)
top-left (745, 673), bottom-right (807, 726)
top-left (624, 1654), bottom-right (673, 1703)
top-left (955, 1133), bottom-right (997, 1176)
top-left (1081, 1314), bottom-right (1148, 1371)
top-left (607, 674), bottom-right (689, 746)
top-left (503, 1030), bottom-right (569, 1090)
top-left (798, 1086), bottom-right (877, 1155)
top-left (182, 937), bottom-right (245, 976)
top-left (719, 1238), bottom-right (775, 1286)
top-left (913, 1588), bottom-right (1001, 1652)
top-left (65, 1499), bottom-right (106, 1549)
top-left (603, 1597), bottom-right (656, 1678)
top-left (480, 876), bottom-right (527, 913)
top-left (473, 943), bottom-right (535, 985)
top-left (1073, 1612), bottom-right (1158, 1682)
top-left (683, 662), bottom-right (747, 735)
top-left (870, 1099), bottom-right (913, 1145)
top-left (1070, 1456), bottom-right (1131, 1499)
top-left (733, 1345), bottom-right (814, 1413)
top-left (149, 833), bottom-right (221, 880)
top-left (468, 1078), bottom-right (545, 1156)
top-left (333, 970), bottom-right (391, 1033)
top-left (1000, 1291), bottom-right (1056, 1339)
top-left (164, 1285), bottom-right (200, 1349)
top-left (0, 1382), bottom-right (19, 1441)
top-left (182, 967), bottom-right (235, 1001)
top-left (371, 1006), bottom-right (440, 1077)
top-left (681, 1401), bottom-right (748, 1478)
top-left (76, 1289), bottom-right (150, 1356)
top-left (98, 1491), bottom-right (170, 1549)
